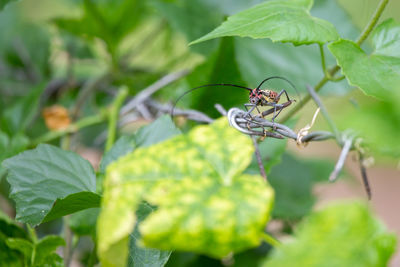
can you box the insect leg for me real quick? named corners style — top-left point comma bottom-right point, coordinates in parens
top-left (244, 103), bottom-right (257, 118)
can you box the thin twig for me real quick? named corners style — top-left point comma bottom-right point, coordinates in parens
top-left (329, 136), bottom-right (353, 182)
top-left (120, 70), bottom-right (190, 115)
top-left (252, 136), bottom-right (267, 181)
top-left (145, 99), bottom-right (213, 123)
top-left (359, 152), bottom-right (372, 200)
top-left (214, 104), bottom-right (227, 116)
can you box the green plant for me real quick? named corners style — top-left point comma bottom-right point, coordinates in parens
top-left (0, 0), bottom-right (398, 266)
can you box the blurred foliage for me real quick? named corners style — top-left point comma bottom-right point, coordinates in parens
top-left (0, 0), bottom-right (399, 266)
top-left (264, 202), bottom-right (397, 267)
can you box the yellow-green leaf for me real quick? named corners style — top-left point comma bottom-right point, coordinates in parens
top-left (191, 0), bottom-right (339, 46)
top-left (97, 118), bottom-right (274, 266)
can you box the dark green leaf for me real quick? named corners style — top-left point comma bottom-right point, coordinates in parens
top-left (68, 208), bottom-right (100, 237)
top-left (263, 202), bottom-right (397, 266)
top-left (268, 154), bottom-right (333, 220)
top-left (6, 238), bottom-right (33, 260)
top-left (191, 0), bottom-right (339, 46)
top-left (3, 144), bottom-right (97, 226)
top-left (128, 203), bottom-right (171, 267)
top-left (43, 192), bottom-right (101, 223)
top-left (98, 118), bottom-right (274, 265)
top-left (0, 211), bottom-right (26, 267)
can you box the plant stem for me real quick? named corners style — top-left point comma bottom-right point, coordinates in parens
top-left (105, 87), bottom-right (129, 151)
top-left (262, 232), bottom-right (280, 247)
top-left (356, 0), bottom-right (389, 46)
top-left (63, 216), bottom-right (73, 267)
top-left (319, 44), bottom-right (327, 75)
top-left (279, 0), bottom-right (389, 123)
top-left (32, 113), bottom-right (107, 146)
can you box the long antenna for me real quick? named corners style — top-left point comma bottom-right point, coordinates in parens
top-left (171, 83), bottom-right (252, 117)
top-left (256, 76), bottom-right (301, 101)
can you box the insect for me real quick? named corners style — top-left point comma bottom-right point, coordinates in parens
top-left (245, 76), bottom-right (299, 122)
top-left (171, 76), bottom-right (299, 123)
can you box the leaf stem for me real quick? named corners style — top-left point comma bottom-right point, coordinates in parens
top-left (279, 0), bottom-right (389, 123)
top-left (105, 87), bottom-right (129, 152)
top-left (262, 232), bottom-right (280, 247)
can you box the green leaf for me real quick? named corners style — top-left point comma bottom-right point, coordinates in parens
top-left (234, 0), bottom-right (359, 96)
top-left (42, 192), bottom-right (101, 223)
top-left (263, 202), bottom-right (397, 266)
top-left (0, 0), bottom-right (17, 11)
top-left (135, 115), bottom-right (181, 147)
top-left (6, 235), bottom-right (65, 267)
top-left (100, 135), bottom-right (136, 173)
top-left (128, 203), bottom-right (171, 267)
top-left (0, 211), bottom-right (26, 266)
top-left (98, 118), bottom-right (274, 266)
top-left (328, 20), bottom-right (400, 100)
top-left (371, 18), bottom-right (400, 58)
top-left (35, 235), bottom-right (65, 266)
top-left (3, 144), bottom-right (99, 226)
top-left (191, 0), bottom-right (339, 46)
top-left (6, 238), bottom-right (33, 260)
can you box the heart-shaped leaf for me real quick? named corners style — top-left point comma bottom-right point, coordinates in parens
top-left (328, 19), bottom-right (400, 100)
top-left (191, 0), bottom-right (339, 46)
top-left (2, 144), bottom-right (100, 226)
top-left (97, 118), bottom-right (274, 266)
